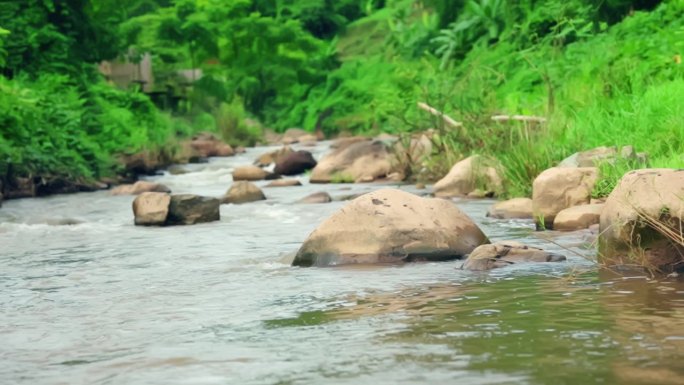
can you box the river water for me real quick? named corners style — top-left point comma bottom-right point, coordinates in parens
top-left (1, 142), bottom-right (682, 385)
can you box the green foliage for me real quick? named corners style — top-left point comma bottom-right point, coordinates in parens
top-left (0, 75), bottom-right (182, 179)
top-left (215, 99), bottom-right (262, 147)
top-left (1, 0), bottom-right (682, 197)
top-left (0, 27), bottom-right (8, 67)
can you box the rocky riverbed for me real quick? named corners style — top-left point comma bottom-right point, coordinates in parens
top-left (1, 140), bottom-right (683, 385)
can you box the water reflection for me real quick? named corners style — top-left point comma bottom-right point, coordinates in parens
top-left (266, 270), bottom-right (684, 384)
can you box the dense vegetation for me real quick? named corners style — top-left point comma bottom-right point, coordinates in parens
top-left (1, 0), bottom-right (682, 196)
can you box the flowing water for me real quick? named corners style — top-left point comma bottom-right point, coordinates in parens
top-left (1, 142), bottom-right (683, 385)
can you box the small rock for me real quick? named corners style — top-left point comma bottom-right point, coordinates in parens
top-left (281, 128), bottom-right (309, 144)
top-left (233, 165), bottom-right (272, 181)
top-left (235, 146), bottom-right (246, 154)
top-left (558, 146), bottom-right (617, 168)
top-left (532, 167), bottom-right (598, 229)
top-left (466, 189), bottom-right (492, 199)
top-left (415, 183), bottom-right (426, 190)
top-left (385, 172), bottom-right (405, 182)
top-left (189, 132), bottom-right (234, 157)
top-left (310, 140), bottom-right (395, 183)
top-left (254, 146), bottom-right (294, 167)
top-left (111, 181), bottom-right (171, 196)
top-left (335, 193), bottom-right (363, 201)
top-left (487, 198), bottom-right (533, 219)
top-left (329, 136), bottom-right (371, 150)
top-left (132, 192), bottom-right (170, 226)
top-left (166, 194), bottom-right (220, 225)
top-left (168, 165), bottom-right (189, 175)
top-left (221, 182), bottom-right (266, 204)
top-left (433, 155), bottom-right (502, 198)
top-left (553, 204), bottom-right (604, 231)
top-left (265, 180), bottom-right (302, 188)
top-left (462, 241), bottom-right (566, 270)
top-left (274, 151), bottom-right (317, 176)
top-left (298, 192), bottom-right (332, 204)
top-left (298, 134), bottom-right (318, 143)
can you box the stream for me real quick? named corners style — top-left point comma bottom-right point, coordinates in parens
top-left (1, 141), bottom-right (683, 385)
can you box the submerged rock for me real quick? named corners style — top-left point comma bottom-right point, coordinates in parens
top-left (532, 167), bottom-right (598, 229)
top-left (232, 165), bottom-right (275, 181)
top-left (433, 155), bottom-right (502, 198)
top-left (487, 198), bottom-right (533, 219)
top-left (298, 192), bottom-right (332, 204)
top-left (274, 150), bottom-right (317, 176)
top-left (221, 181), bottom-right (266, 204)
top-left (599, 169), bottom-right (684, 272)
top-left (310, 140), bottom-right (394, 183)
top-left (329, 136), bottom-right (370, 150)
top-left (553, 204), bottom-right (604, 231)
top-left (133, 192), bottom-right (171, 226)
top-left (462, 241), bottom-right (566, 270)
top-left (111, 181), bottom-right (171, 196)
top-left (166, 194), bottom-right (220, 225)
top-left (265, 179), bottom-right (302, 188)
top-left (292, 189), bottom-right (488, 266)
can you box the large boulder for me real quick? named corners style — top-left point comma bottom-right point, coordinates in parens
top-left (189, 132), bottom-right (234, 158)
top-left (598, 169), bottom-right (684, 272)
top-left (553, 203), bottom-right (604, 231)
top-left (292, 189), bottom-right (488, 266)
top-left (298, 192), bottom-right (332, 204)
top-left (462, 241), bottom-right (566, 270)
top-left (111, 181), bottom-right (171, 196)
top-left (221, 181), bottom-right (266, 204)
top-left (254, 146), bottom-right (294, 167)
top-left (486, 198), bottom-right (533, 219)
top-left (132, 192), bottom-right (171, 226)
top-left (433, 155), bottom-right (502, 198)
top-left (532, 167), bottom-right (598, 229)
top-left (274, 151), bottom-right (317, 176)
top-left (166, 194), bottom-right (220, 225)
top-left (310, 140), bottom-right (395, 183)
top-left (232, 165), bottom-right (274, 181)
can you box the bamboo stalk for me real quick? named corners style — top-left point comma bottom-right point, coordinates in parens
top-left (417, 102), bottom-right (462, 128)
top-left (491, 115), bottom-right (547, 123)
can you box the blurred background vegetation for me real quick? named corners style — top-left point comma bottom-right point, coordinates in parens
top-left (0, 0), bottom-right (682, 195)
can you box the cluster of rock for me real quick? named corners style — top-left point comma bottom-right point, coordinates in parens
top-left (264, 128), bottom-right (322, 146)
top-left (479, 146), bottom-right (682, 273)
top-left (122, 132), bottom-right (236, 177)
